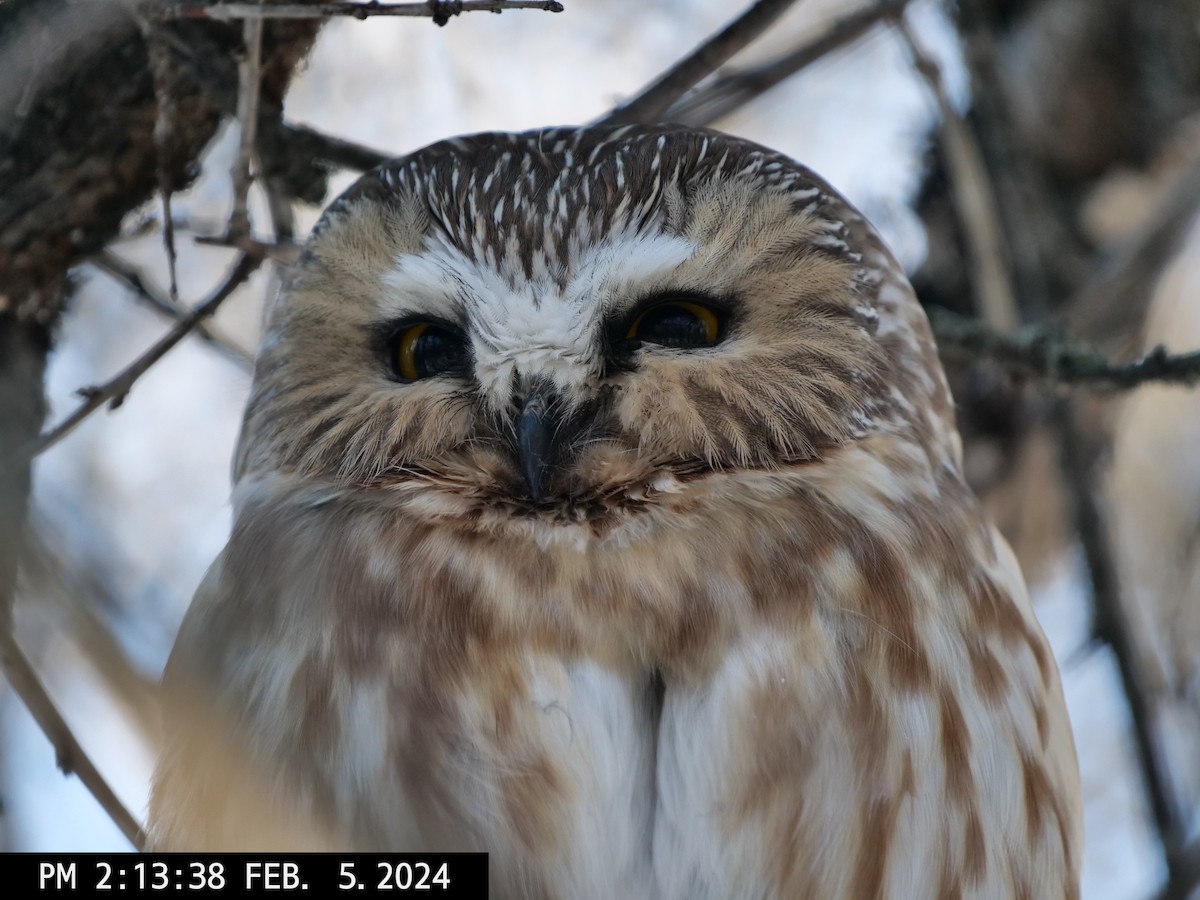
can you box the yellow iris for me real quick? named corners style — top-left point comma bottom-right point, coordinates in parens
top-left (626, 300), bottom-right (721, 345)
top-left (395, 322), bottom-right (431, 381)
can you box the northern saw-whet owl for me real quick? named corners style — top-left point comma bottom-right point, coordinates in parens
top-left (151, 124), bottom-right (1082, 898)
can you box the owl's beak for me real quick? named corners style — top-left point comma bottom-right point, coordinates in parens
top-left (516, 388), bottom-right (556, 501)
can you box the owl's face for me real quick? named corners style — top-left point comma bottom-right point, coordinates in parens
top-left (236, 126), bottom-right (948, 535)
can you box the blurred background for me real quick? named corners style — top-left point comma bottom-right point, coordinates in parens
top-left (1, 1), bottom-right (1199, 897)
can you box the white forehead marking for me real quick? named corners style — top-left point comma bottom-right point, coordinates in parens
top-left (379, 252), bottom-right (462, 318)
top-left (379, 225), bottom-right (696, 408)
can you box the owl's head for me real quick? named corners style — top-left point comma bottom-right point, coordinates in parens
top-left (236, 125), bottom-right (956, 534)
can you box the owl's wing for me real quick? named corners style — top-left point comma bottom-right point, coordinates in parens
top-left (148, 549), bottom-right (344, 851)
top-left (660, 515), bottom-right (1083, 899)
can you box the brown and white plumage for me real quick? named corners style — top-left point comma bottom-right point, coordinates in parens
top-left (151, 125), bottom-right (1082, 898)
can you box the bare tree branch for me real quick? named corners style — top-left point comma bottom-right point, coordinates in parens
top-left (665, 0), bottom-right (914, 127)
top-left (0, 313), bottom-right (44, 855)
top-left (91, 253), bottom-right (254, 369)
top-left (229, 18), bottom-right (264, 242)
top-left (121, 15), bottom-right (392, 187)
top-left (164, 1), bottom-right (564, 22)
top-left (0, 318), bottom-right (47, 631)
top-left (0, 627), bottom-right (146, 849)
top-left (194, 234), bottom-right (301, 263)
top-left (931, 309), bottom-right (1200, 390)
top-left (1055, 401), bottom-right (1187, 878)
top-left (600, 0), bottom-right (807, 126)
top-left (896, 16), bottom-right (1019, 332)
top-left (277, 121), bottom-right (390, 172)
top-left (138, 21), bottom-right (183, 303)
top-left (19, 253), bottom-right (263, 461)
top-left (260, 140), bottom-right (299, 244)
top-left (952, 0), bottom-right (1086, 323)
top-left (0, 0), bottom-right (322, 313)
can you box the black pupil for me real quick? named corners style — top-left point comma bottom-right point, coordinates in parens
top-left (412, 327), bottom-right (464, 377)
top-left (636, 305), bottom-right (711, 348)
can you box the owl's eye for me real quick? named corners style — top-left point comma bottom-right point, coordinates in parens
top-left (625, 299), bottom-right (724, 349)
top-left (390, 322), bottom-right (469, 382)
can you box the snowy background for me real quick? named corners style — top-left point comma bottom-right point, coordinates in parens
top-left (4, 2), bottom-right (1180, 897)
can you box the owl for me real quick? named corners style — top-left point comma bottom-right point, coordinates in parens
top-left (150, 125), bottom-right (1082, 898)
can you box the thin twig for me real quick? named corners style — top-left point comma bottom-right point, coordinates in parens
top-left (278, 122), bottom-right (390, 172)
top-left (194, 234), bottom-right (301, 264)
top-left (229, 18), bottom-right (263, 242)
top-left (164, 1), bottom-right (564, 22)
top-left (139, 22), bottom-right (182, 303)
top-left (896, 16), bottom-right (1019, 332)
top-left (665, 0), bottom-right (914, 127)
top-left (262, 177), bottom-right (297, 243)
top-left (91, 252), bottom-right (254, 369)
top-left (953, 0), bottom-right (1079, 322)
top-left (931, 309), bottom-right (1200, 389)
top-left (261, 163), bottom-right (298, 244)
top-left (600, 0), bottom-right (807, 126)
top-left (114, 210), bottom-right (231, 245)
top-left (19, 254), bottom-right (263, 461)
top-left (1054, 401), bottom-right (1186, 871)
top-left (0, 628), bottom-right (146, 849)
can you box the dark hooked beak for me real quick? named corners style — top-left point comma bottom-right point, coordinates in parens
top-left (516, 387), bottom-right (558, 501)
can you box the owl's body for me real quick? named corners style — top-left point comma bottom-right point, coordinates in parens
top-left (152, 126), bottom-right (1081, 898)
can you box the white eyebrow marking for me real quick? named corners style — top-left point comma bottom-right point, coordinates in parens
top-left (377, 228), bottom-right (696, 410)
